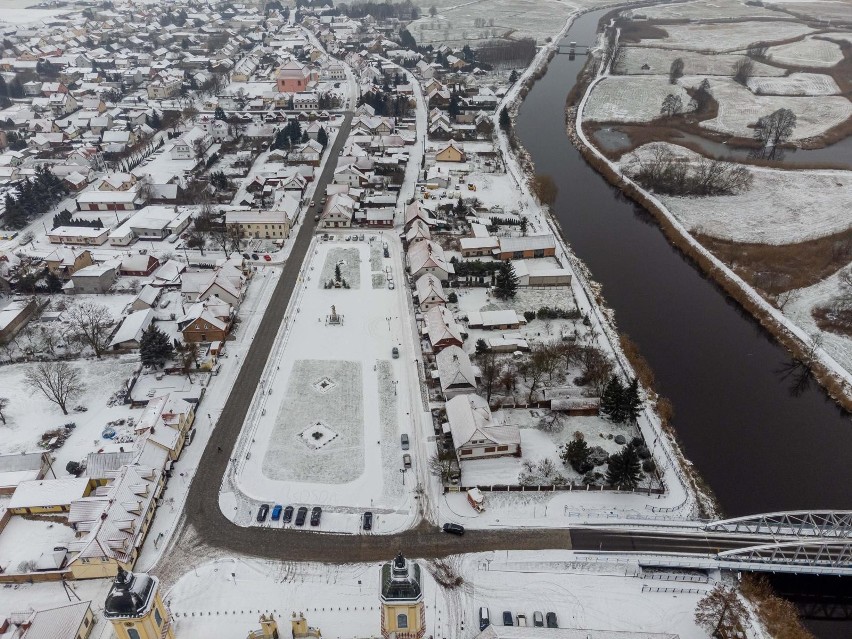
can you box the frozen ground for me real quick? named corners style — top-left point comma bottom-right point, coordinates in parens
top-left (621, 142), bottom-right (852, 244)
top-left (626, 0), bottom-right (784, 21)
top-left (767, 34), bottom-right (846, 67)
top-left (0, 516), bottom-right (76, 574)
top-left (747, 72), bottom-right (840, 95)
top-left (318, 247), bottom-right (361, 289)
top-left (584, 76), bottom-right (694, 123)
top-left (634, 20), bottom-right (813, 52)
top-left (680, 75), bottom-right (852, 140)
top-left (166, 552), bottom-right (713, 639)
top-left (614, 46), bottom-right (786, 77)
top-left (230, 234), bottom-right (423, 532)
top-left (784, 268), bottom-right (852, 375)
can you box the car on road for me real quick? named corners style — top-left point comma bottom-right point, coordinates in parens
top-left (310, 200), bottom-right (315, 207)
top-left (295, 506), bottom-right (308, 526)
top-left (263, 254), bottom-right (271, 262)
top-left (256, 504), bottom-right (269, 522)
top-left (479, 607), bottom-right (490, 630)
top-left (310, 506), bottom-right (322, 526)
top-left (546, 612), bottom-right (558, 628)
top-left (442, 522), bottom-right (464, 535)
top-left (401, 434), bottom-right (409, 450)
top-left (271, 504), bottom-right (282, 521)
top-left (358, 234), bottom-right (364, 241)
top-left (516, 614), bottom-right (527, 627)
top-left (282, 505), bottom-right (294, 523)
top-left (533, 611), bottom-right (544, 627)
top-left (388, 282), bottom-right (395, 290)
top-left (242, 252), bottom-right (250, 259)
top-left (392, 346), bottom-right (399, 358)
top-left (403, 454), bottom-right (412, 469)
top-left (502, 611), bottom-right (513, 626)
top-left (362, 511), bottom-right (373, 531)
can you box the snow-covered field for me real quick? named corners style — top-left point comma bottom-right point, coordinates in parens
top-left (614, 46), bottom-right (786, 77)
top-left (584, 76), bottom-right (693, 123)
top-left (231, 234), bottom-right (421, 532)
top-left (681, 76), bottom-right (852, 140)
top-left (625, 0), bottom-right (784, 21)
top-left (0, 516), bottom-right (76, 574)
top-left (747, 72), bottom-right (840, 95)
top-left (767, 34), bottom-right (845, 67)
top-left (635, 21), bottom-right (813, 52)
top-left (318, 247), bottom-right (361, 289)
top-left (622, 142), bottom-right (852, 244)
top-left (166, 553), bottom-right (713, 639)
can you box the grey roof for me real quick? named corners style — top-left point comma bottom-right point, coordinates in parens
top-left (19, 601), bottom-right (92, 639)
top-left (84, 451), bottom-right (135, 479)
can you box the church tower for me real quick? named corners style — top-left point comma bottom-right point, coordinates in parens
top-left (380, 553), bottom-right (425, 639)
top-left (103, 568), bottom-right (175, 639)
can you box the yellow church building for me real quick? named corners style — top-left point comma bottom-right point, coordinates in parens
top-left (380, 553), bottom-right (426, 639)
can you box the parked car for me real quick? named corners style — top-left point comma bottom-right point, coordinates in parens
top-left (392, 346), bottom-right (399, 358)
top-left (533, 611), bottom-right (544, 627)
top-left (502, 611), bottom-right (513, 626)
top-left (516, 614), bottom-right (527, 627)
top-left (295, 506), bottom-right (308, 526)
top-left (251, 253), bottom-right (259, 260)
top-left (271, 504), bottom-right (282, 521)
top-left (479, 607), bottom-right (490, 631)
top-left (263, 254), bottom-right (271, 262)
top-left (358, 234), bottom-right (364, 241)
top-left (283, 505), bottom-right (294, 524)
top-left (256, 504), bottom-right (269, 522)
top-left (362, 511), bottom-right (373, 531)
top-left (403, 454), bottom-right (412, 469)
top-left (310, 506), bottom-right (322, 526)
top-left (401, 434), bottom-right (409, 450)
top-left (442, 522), bottom-right (464, 535)
top-left (310, 200), bottom-right (315, 207)
top-left (389, 282), bottom-right (395, 290)
top-left (546, 612), bottom-right (558, 628)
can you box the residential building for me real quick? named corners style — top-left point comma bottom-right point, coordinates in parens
top-left (408, 240), bottom-right (454, 282)
top-left (3, 601), bottom-right (96, 639)
top-left (8, 477), bottom-right (94, 514)
top-left (47, 226), bottom-right (110, 246)
top-left (495, 235), bottom-right (557, 260)
top-left (109, 309), bottom-right (155, 350)
top-left (68, 263), bottom-right (116, 294)
top-left (434, 345), bottom-right (477, 399)
top-left (0, 297), bottom-right (38, 344)
top-left (44, 247), bottom-right (94, 279)
top-left (225, 208), bottom-right (291, 239)
top-left (414, 273), bottom-right (446, 312)
top-left (424, 306), bottom-right (464, 353)
top-left (435, 141), bottom-right (465, 162)
top-left (445, 394), bottom-right (521, 459)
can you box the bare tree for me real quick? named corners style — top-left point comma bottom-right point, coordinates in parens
top-left (694, 585), bottom-right (747, 637)
top-left (531, 174), bottom-right (558, 207)
top-left (660, 93), bottom-right (683, 117)
top-left (732, 57), bottom-right (754, 85)
top-left (752, 108), bottom-right (797, 160)
top-left (0, 397), bottom-right (8, 425)
top-left (66, 302), bottom-right (114, 358)
top-left (24, 361), bottom-right (84, 415)
top-left (476, 351), bottom-right (502, 402)
top-left (578, 345), bottom-right (614, 395)
top-left (747, 43), bottom-right (769, 60)
top-left (179, 341), bottom-right (200, 381)
top-left (668, 57), bottom-right (684, 84)
top-left (521, 345), bottom-right (552, 404)
top-left (839, 267), bottom-right (852, 291)
top-left (776, 289), bottom-right (799, 311)
top-left (427, 454), bottom-right (452, 479)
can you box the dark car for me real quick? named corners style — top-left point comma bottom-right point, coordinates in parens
top-left (479, 607), bottom-right (490, 630)
top-left (282, 505), bottom-right (294, 524)
top-left (310, 506), bottom-right (322, 526)
top-left (442, 522), bottom-right (464, 535)
top-left (256, 504), bottom-right (269, 522)
top-left (251, 253), bottom-right (259, 260)
top-left (295, 506), bottom-right (308, 526)
top-left (502, 611), bottom-right (513, 626)
top-left (362, 511), bottom-right (373, 531)
top-left (271, 504), bottom-right (282, 521)
top-left (546, 612), bottom-right (558, 628)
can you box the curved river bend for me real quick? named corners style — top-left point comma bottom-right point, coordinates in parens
top-left (515, 9), bottom-right (852, 637)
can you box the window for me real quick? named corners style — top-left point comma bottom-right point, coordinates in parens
top-left (534, 249), bottom-right (545, 258)
top-left (497, 445), bottom-right (508, 452)
top-left (397, 613), bottom-right (408, 629)
top-left (460, 449), bottom-right (472, 455)
top-left (484, 447), bottom-right (495, 453)
top-left (513, 251), bottom-right (523, 259)
top-left (128, 630), bottom-right (141, 639)
top-left (83, 617), bottom-right (90, 627)
top-left (155, 608), bottom-right (163, 627)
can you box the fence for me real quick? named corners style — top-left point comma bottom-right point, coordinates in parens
top-left (446, 482), bottom-right (665, 495)
top-left (641, 585), bottom-right (707, 594)
top-left (642, 573), bottom-right (708, 584)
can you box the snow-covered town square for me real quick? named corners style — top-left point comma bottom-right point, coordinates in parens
top-left (0, 0), bottom-right (850, 639)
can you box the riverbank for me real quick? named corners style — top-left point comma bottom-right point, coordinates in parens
top-left (567, 35), bottom-right (852, 415)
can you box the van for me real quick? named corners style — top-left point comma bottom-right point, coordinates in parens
top-left (479, 607), bottom-right (490, 631)
top-left (185, 430), bottom-right (196, 446)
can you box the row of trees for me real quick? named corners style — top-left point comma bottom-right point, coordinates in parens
top-left (560, 432), bottom-right (652, 489)
top-left (3, 167), bottom-right (68, 229)
top-left (630, 145), bottom-right (753, 196)
top-left (600, 375), bottom-right (642, 423)
top-left (52, 210), bottom-right (104, 230)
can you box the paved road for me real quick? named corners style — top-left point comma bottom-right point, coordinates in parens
top-left (176, 109), bottom-right (776, 566)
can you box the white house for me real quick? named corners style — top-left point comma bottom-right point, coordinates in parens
top-left (446, 394), bottom-right (520, 460)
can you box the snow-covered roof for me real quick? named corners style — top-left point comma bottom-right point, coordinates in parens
top-left (109, 308), bottom-right (154, 348)
top-left (435, 346), bottom-right (476, 395)
top-left (9, 477), bottom-right (91, 509)
top-left (424, 305), bottom-right (463, 349)
top-left (408, 240), bottom-right (453, 277)
top-left (414, 272), bottom-right (445, 306)
top-left (446, 394), bottom-right (519, 451)
top-left (18, 601), bottom-right (93, 639)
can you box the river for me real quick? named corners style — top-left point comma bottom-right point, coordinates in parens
top-left (515, 8), bottom-right (852, 637)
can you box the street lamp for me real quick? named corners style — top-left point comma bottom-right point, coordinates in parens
top-left (400, 468), bottom-right (406, 486)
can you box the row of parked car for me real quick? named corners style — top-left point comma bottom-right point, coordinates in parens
top-left (257, 504), bottom-right (321, 527)
top-left (479, 607), bottom-right (558, 629)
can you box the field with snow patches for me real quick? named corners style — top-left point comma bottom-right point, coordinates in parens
top-left (820, 31), bottom-right (852, 44)
top-left (747, 72), bottom-right (840, 95)
top-left (622, 143), bottom-right (852, 244)
top-left (625, 0), bottom-right (785, 21)
top-left (584, 76), bottom-right (693, 123)
top-left (614, 46), bottom-right (786, 76)
top-left (785, 269), bottom-right (852, 375)
top-left (768, 35), bottom-right (845, 67)
top-left (0, 357), bottom-right (140, 473)
top-left (680, 76), bottom-right (852, 140)
top-left (635, 20), bottom-right (813, 52)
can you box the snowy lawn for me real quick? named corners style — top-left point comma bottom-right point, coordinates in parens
top-left (378, 360), bottom-right (404, 499)
top-left (635, 21), bottom-right (813, 52)
top-left (622, 142), bottom-right (852, 244)
top-left (768, 35), bottom-right (845, 67)
top-left (747, 72), bottom-right (840, 96)
top-left (681, 76), bottom-right (852, 140)
top-left (319, 247), bottom-right (361, 289)
top-left (614, 46), bottom-right (786, 77)
top-left (0, 516), bottom-right (77, 574)
top-left (585, 76), bottom-right (694, 123)
top-left (261, 359), bottom-right (364, 483)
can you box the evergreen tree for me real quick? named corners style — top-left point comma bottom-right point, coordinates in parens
top-left (8, 77), bottom-right (22, 98)
top-left (149, 110), bottom-right (162, 129)
top-left (214, 106), bottom-right (227, 121)
top-left (605, 445), bottom-right (642, 489)
top-left (448, 91), bottom-right (460, 118)
top-left (493, 262), bottom-right (518, 300)
top-left (560, 437), bottom-right (591, 473)
top-left (508, 69), bottom-right (519, 84)
top-left (600, 375), bottom-right (625, 422)
top-left (499, 107), bottom-right (511, 132)
top-left (45, 270), bottom-right (63, 293)
top-left (622, 377), bottom-right (643, 423)
top-left (139, 326), bottom-right (174, 368)
top-left (316, 126), bottom-right (328, 147)
top-left (475, 338), bottom-right (488, 354)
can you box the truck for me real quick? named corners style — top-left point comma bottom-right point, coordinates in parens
top-left (467, 487), bottom-right (485, 512)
